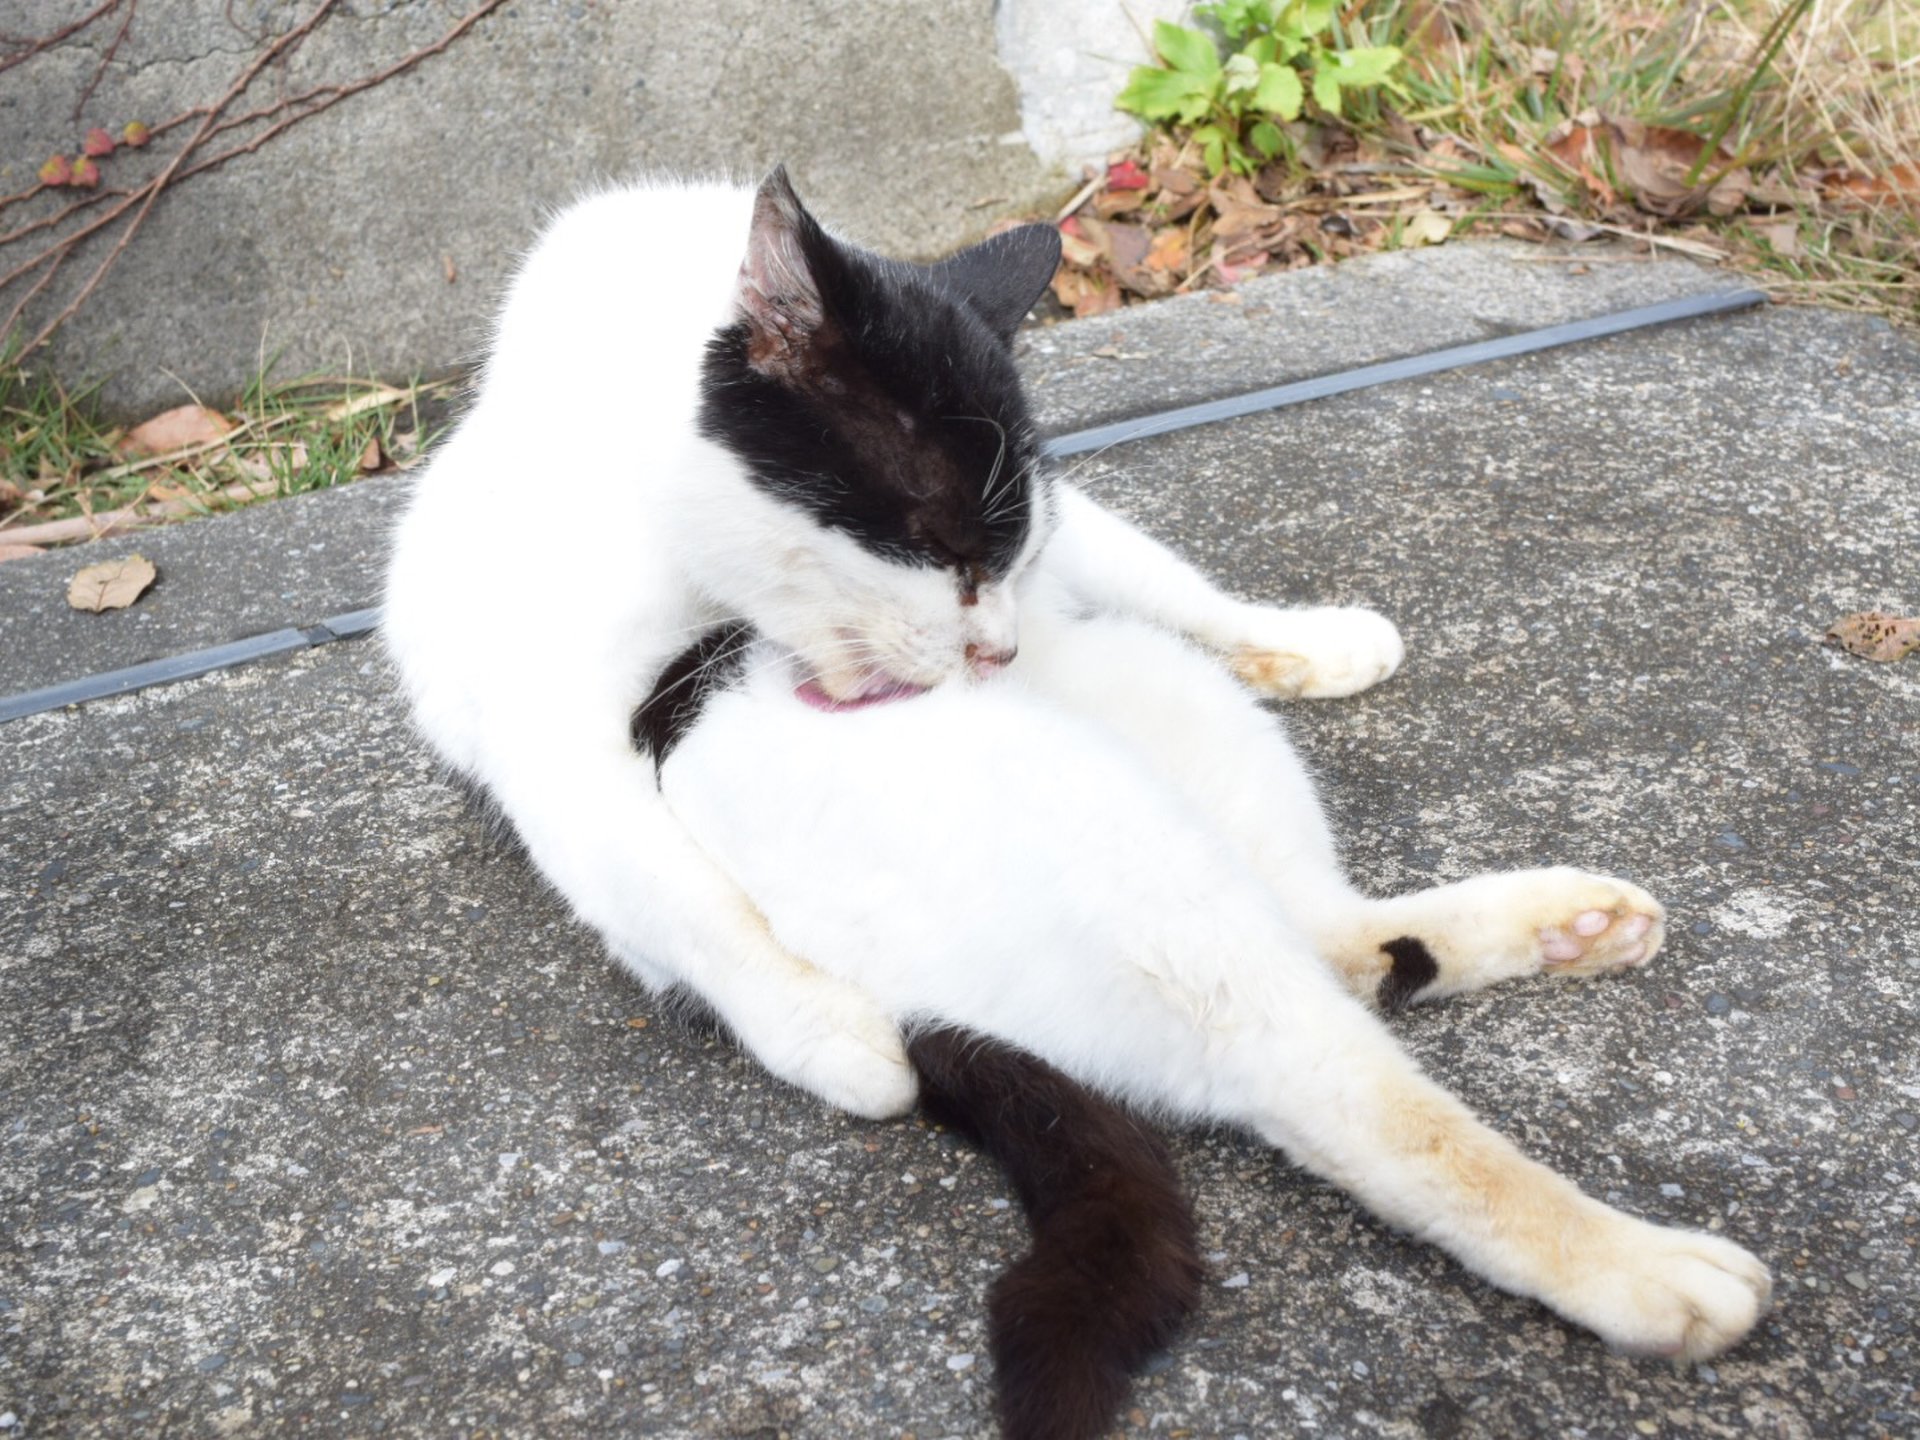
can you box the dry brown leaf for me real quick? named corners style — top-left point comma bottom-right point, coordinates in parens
top-left (1542, 116), bottom-right (1749, 219)
top-left (0, 543), bottom-right (44, 564)
top-left (118, 405), bottom-right (234, 460)
top-left (1214, 246), bottom-right (1270, 285)
top-left (1821, 164), bottom-right (1920, 204)
top-left (1400, 0), bottom-right (1469, 71)
top-left (1543, 123), bottom-right (1618, 206)
top-left (1209, 177), bottom-right (1284, 243)
top-left (1144, 227), bottom-right (1191, 273)
top-left (1107, 218), bottom-right (1177, 300)
top-left (1057, 228), bottom-right (1102, 269)
top-left (356, 435), bottom-right (385, 472)
top-left (1613, 118), bottom-right (1750, 217)
top-left (1758, 220), bottom-right (1804, 259)
top-left (67, 554), bottom-right (157, 612)
top-left (1049, 268), bottom-right (1121, 319)
top-left (1150, 161), bottom-right (1208, 221)
top-left (1401, 210), bottom-right (1453, 247)
top-left (1101, 221), bottom-right (1152, 273)
top-left (1824, 611), bottom-right (1920, 663)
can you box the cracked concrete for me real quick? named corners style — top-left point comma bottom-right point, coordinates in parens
top-left (3, 244), bottom-right (1918, 1437)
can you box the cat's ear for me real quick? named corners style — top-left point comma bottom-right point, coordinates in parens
top-left (927, 224), bottom-right (1062, 341)
top-left (739, 165), bottom-right (830, 380)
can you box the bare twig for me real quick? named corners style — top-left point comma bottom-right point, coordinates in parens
top-left (0, 478), bottom-right (279, 547)
top-left (0, 0), bottom-right (120, 76)
top-left (1, 0), bottom-right (510, 354)
top-left (0, 188), bottom-right (121, 248)
top-left (171, 0), bottom-right (511, 188)
top-left (72, 0), bottom-right (139, 123)
top-left (3, 0), bottom-right (340, 349)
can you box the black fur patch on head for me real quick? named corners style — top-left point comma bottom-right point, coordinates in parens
top-left (1378, 936), bottom-right (1441, 1012)
top-left (698, 167), bottom-right (1057, 576)
top-left (909, 1026), bottom-right (1202, 1440)
top-left (630, 622), bottom-right (754, 769)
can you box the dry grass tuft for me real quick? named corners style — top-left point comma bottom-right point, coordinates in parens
top-left (1055, 0), bottom-right (1918, 323)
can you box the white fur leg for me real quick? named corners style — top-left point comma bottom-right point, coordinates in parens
top-left (737, 972), bottom-right (919, 1119)
top-left (1321, 866), bottom-right (1667, 1004)
top-left (1430, 866), bottom-right (1665, 986)
top-left (1227, 605), bottom-right (1405, 699)
top-left (1247, 1013), bottom-right (1768, 1361)
top-left (1552, 1212), bottom-right (1773, 1360)
top-left (610, 941), bottom-right (917, 1119)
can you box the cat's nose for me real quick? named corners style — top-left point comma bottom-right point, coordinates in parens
top-left (965, 642), bottom-right (1016, 675)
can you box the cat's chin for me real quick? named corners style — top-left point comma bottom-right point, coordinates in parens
top-left (794, 675), bottom-right (932, 713)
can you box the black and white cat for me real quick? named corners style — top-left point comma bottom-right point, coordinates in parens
top-left (384, 168), bottom-right (1769, 1436)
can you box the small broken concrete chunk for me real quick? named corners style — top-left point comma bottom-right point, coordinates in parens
top-left (68, 554), bottom-right (157, 612)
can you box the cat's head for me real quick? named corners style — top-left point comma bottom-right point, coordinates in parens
top-left (696, 166), bottom-right (1060, 709)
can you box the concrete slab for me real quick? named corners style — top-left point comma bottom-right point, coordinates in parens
top-left (0, 475), bottom-right (406, 699)
top-left (1, 0), bottom-right (1076, 419)
top-left (1, 240), bottom-right (1741, 699)
top-left (4, 246), bottom-right (1918, 1438)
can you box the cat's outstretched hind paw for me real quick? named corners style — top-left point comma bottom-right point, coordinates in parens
top-left (1228, 605), bottom-right (1404, 699)
top-left (1333, 867), bottom-right (1666, 1005)
top-left (1529, 871), bottom-right (1666, 977)
top-left (1556, 1214), bottom-right (1772, 1361)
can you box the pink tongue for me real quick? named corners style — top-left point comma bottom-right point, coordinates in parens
top-left (795, 677), bottom-right (928, 713)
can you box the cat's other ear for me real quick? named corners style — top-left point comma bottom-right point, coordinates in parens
top-left (927, 224), bottom-right (1062, 341)
top-left (739, 164), bottom-right (829, 380)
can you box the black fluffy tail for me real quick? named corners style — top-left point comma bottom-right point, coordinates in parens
top-left (907, 1027), bottom-right (1203, 1440)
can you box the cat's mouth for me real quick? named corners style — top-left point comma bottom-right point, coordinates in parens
top-left (793, 672), bottom-right (932, 713)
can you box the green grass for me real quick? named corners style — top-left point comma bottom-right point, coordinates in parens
top-left (1382, 0), bottom-right (1919, 319)
top-left (1, 349), bottom-right (447, 541)
top-left (1095, 1), bottom-right (1917, 322)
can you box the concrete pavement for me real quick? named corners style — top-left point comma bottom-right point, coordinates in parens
top-left (3, 242), bottom-right (1917, 1437)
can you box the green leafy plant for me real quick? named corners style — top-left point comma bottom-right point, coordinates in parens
top-left (1117, 1), bottom-right (1408, 176)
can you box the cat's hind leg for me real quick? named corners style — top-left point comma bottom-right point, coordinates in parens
top-left (1193, 965), bottom-right (1770, 1360)
top-left (475, 720), bottom-right (917, 1120)
top-left (1235, 996), bottom-right (1771, 1359)
top-left (1012, 605), bottom-right (1664, 1011)
top-left (1313, 867), bottom-right (1666, 1011)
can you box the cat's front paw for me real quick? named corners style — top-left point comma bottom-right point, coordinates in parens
top-left (1228, 605), bottom-right (1404, 699)
top-left (1556, 1213), bottom-right (1772, 1360)
top-left (757, 979), bottom-right (918, 1119)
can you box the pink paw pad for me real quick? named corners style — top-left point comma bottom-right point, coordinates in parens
top-left (1539, 900), bottom-right (1662, 975)
top-left (1541, 934), bottom-right (1586, 963)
